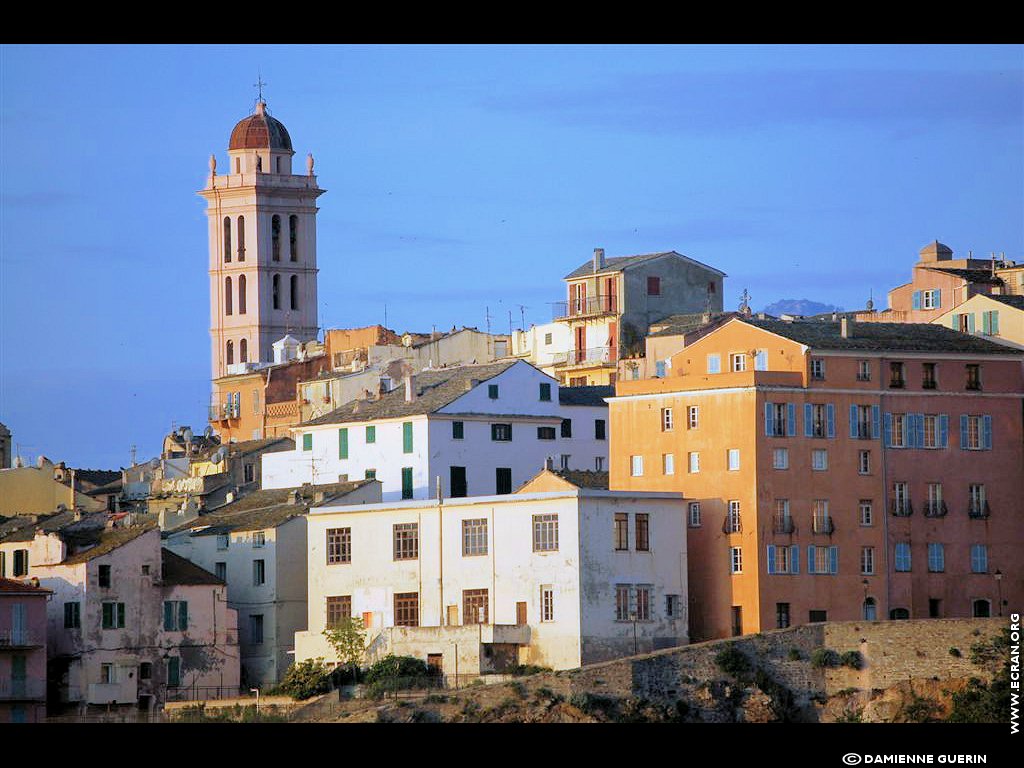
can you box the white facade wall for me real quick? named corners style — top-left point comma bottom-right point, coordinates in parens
top-left (512, 322), bottom-right (572, 374)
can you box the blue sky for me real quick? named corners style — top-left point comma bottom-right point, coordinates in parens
top-left (1, 44), bottom-right (1021, 469)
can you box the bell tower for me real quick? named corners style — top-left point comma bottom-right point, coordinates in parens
top-left (199, 97), bottom-right (324, 382)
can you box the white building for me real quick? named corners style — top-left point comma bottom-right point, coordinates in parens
top-left (294, 469), bottom-right (688, 673)
top-left (262, 360), bottom-right (612, 501)
top-left (511, 321), bottom-right (573, 378)
top-left (163, 480), bottom-right (380, 686)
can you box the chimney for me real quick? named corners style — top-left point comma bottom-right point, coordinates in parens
top-left (466, 378), bottom-right (481, 392)
top-left (404, 372), bottom-right (416, 403)
top-left (314, 490), bottom-right (326, 504)
top-left (841, 317), bottom-right (853, 338)
top-left (593, 247), bottom-right (605, 273)
top-left (545, 457), bottom-right (555, 471)
top-left (288, 489), bottom-right (300, 505)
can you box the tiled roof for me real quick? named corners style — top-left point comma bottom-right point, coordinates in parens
top-left (61, 524), bottom-right (156, 565)
top-left (302, 361), bottom-right (518, 427)
top-left (558, 385), bottom-right (614, 406)
top-left (161, 549), bottom-right (223, 586)
top-left (648, 311), bottom-right (737, 337)
top-left (987, 294), bottom-right (1024, 310)
top-left (563, 250), bottom-right (726, 280)
top-left (71, 469), bottom-right (121, 487)
top-left (744, 319), bottom-right (1019, 354)
top-left (921, 267), bottom-right (1003, 285)
top-left (86, 477), bottom-right (123, 496)
top-left (0, 577), bottom-right (52, 594)
top-left (0, 510), bottom-right (78, 543)
top-left (225, 437), bottom-right (294, 457)
top-left (228, 104), bottom-right (293, 151)
top-left (550, 470), bottom-right (609, 489)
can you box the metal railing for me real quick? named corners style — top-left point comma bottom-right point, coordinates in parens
top-left (812, 517), bottom-right (835, 535)
top-left (968, 501), bottom-right (991, 519)
top-left (923, 500), bottom-right (948, 518)
top-left (0, 629), bottom-right (42, 648)
top-left (722, 516), bottom-right (742, 534)
top-left (209, 403), bottom-right (240, 420)
top-left (552, 346), bottom-right (616, 367)
top-left (165, 685), bottom-right (244, 702)
top-left (0, 679), bottom-right (46, 700)
top-left (551, 294), bottom-right (618, 320)
top-left (773, 516), bottom-right (795, 535)
top-left (891, 499), bottom-right (913, 517)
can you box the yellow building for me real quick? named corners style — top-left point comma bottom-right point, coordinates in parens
top-left (933, 294), bottom-right (1024, 350)
top-left (0, 459), bottom-right (105, 517)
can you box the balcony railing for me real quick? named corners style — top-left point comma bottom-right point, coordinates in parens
top-left (968, 501), bottom-right (991, 519)
top-left (812, 517), bottom-right (835, 535)
top-left (889, 379), bottom-right (906, 389)
top-left (209, 402), bottom-right (240, 421)
top-left (922, 500), bottom-right (948, 518)
top-left (0, 679), bottom-right (46, 700)
top-left (922, 380), bottom-right (937, 390)
top-left (773, 516), bottom-right (795, 535)
top-left (552, 346), bottom-right (616, 367)
top-left (722, 517), bottom-right (742, 534)
top-left (0, 629), bottom-right (42, 648)
top-left (854, 423), bottom-right (872, 439)
top-left (891, 500), bottom-right (913, 517)
top-left (551, 294), bottom-right (618, 320)
top-left (166, 685), bottom-right (244, 702)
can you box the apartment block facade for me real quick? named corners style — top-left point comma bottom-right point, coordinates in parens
top-left (609, 317), bottom-right (1023, 641)
top-left (0, 578), bottom-right (50, 723)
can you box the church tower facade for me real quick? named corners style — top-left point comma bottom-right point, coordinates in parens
top-left (199, 100), bottom-right (324, 382)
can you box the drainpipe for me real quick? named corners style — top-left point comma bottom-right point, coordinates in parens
top-left (437, 477), bottom-right (444, 627)
top-left (879, 365), bottom-right (892, 620)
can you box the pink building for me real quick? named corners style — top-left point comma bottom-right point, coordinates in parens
top-left (0, 578), bottom-right (51, 723)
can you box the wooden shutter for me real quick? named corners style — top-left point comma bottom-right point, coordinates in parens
top-left (829, 546), bottom-right (839, 575)
top-left (912, 291), bottom-right (921, 310)
top-left (117, 603), bottom-right (125, 628)
top-left (179, 602), bottom-right (188, 631)
top-left (766, 545), bottom-right (776, 575)
top-left (939, 414), bottom-right (948, 448)
top-left (872, 405), bottom-right (880, 439)
top-left (960, 415), bottom-right (969, 450)
top-left (884, 413), bottom-right (893, 447)
top-left (849, 405), bottom-right (858, 439)
top-left (807, 546), bottom-right (816, 575)
top-left (790, 546), bottom-right (800, 575)
top-left (982, 416), bottom-right (992, 449)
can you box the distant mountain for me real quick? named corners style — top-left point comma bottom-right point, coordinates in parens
top-left (760, 299), bottom-right (843, 317)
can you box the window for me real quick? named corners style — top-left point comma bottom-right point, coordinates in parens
top-left (560, 419), bottom-right (572, 438)
top-left (927, 543), bottom-right (945, 573)
top-left (537, 426), bottom-right (556, 440)
top-left (922, 362), bottom-right (937, 389)
top-left (614, 513), bottom-right (629, 550)
top-left (271, 215), bottom-right (281, 261)
top-left (635, 585), bottom-right (652, 621)
top-left (981, 310), bottom-right (1000, 336)
top-left (811, 449), bottom-right (828, 471)
top-left (326, 596), bottom-right (352, 629)
top-left (338, 428), bottom-right (348, 459)
top-left (666, 595), bottom-right (680, 619)
top-left (631, 455), bottom-right (644, 476)
top-left (101, 602), bottom-right (126, 630)
top-left (765, 402), bottom-right (792, 437)
top-left (925, 483), bottom-right (945, 517)
top-left (863, 598), bottom-right (878, 621)
top-left (541, 586), bottom-right (554, 622)
top-left (532, 514), bottom-right (559, 552)
top-left (216, 534), bottom-right (229, 551)
top-left (252, 559), bottom-right (265, 586)
top-left (496, 467), bottom-right (512, 495)
top-left (463, 589), bottom-right (489, 624)
top-left (727, 449), bottom-right (740, 471)
top-left (237, 215), bottom-right (245, 259)
top-left (402, 422), bottom-right (413, 453)
top-left (730, 353), bottom-right (746, 372)
top-left (449, 466), bottom-right (467, 498)
top-left (806, 403), bottom-right (834, 438)
top-left (773, 448), bottom-right (789, 470)
top-left (754, 349), bottom-right (768, 370)
top-left (767, 544), bottom-right (797, 574)
top-left (289, 214), bottom-right (298, 261)
top-left (215, 562), bottom-right (227, 581)
top-left (922, 415), bottom-right (938, 448)
top-left (858, 450), bottom-right (871, 475)
top-left (809, 610), bottom-right (828, 623)
top-left (365, 425), bottom-right (376, 444)
top-left (139, 662), bottom-right (152, 681)
top-left (688, 502), bottom-right (701, 527)
top-left (393, 523), bottom-right (419, 560)
top-left (662, 453), bottom-right (674, 475)
top-left (223, 216), bottom-right (232, 262)
top-left (861, 546), bottom-right (875, 575)
top-left (594, 419), bottom-right (606, 440)
top-left (892, 482), bottom-right (911, 515)
top-left (272, 274), bottom-right (281, 309)
top-left (636, 514), bottom-right (650, 552)
top-left (706, 354), bottom-right (721, 374)
top-left (491, 423), bottom-right (512, 442)
top-left (64, 602), bottom-right (81, 629)
top-left (889, 361), bottom-right (906, 388)
top-left (544, 333), bottom-right (552, 345)
top-left (660, 407), bottom-right (673, 431)
top-left (687, 406), bottom-right (699, 429)
top-left (238, 275), bottom-right (247, 315)
top-left (163, 601), bottom-right (189, 631)
top-left (972, 600), bottom-right (991, 618)
top-left (732, 607), bottom-right (744, 636)
top-left (226, 340), bottom-right (234, 365)
top-left (302, 433), bottom-right (312, 451)
top-left (812, 500), bottom-right (832, 534)
top-left (462, 518), bottom-right (488, 556)
top-left (252, 531), bottom-right (266, 548)
top-left (970, 544), bottom-right (988, 574)
top-left (452, 421), bottom-right (464, 440)
top-left (488, 384), bottom-right (499, 399)
top-left (968, 484), bottom-right (988, 518)
top-left (225, 276), bottom-right (233, 315)
top-left (726, 500), bottom-right (741, 533)
top-left (615, 585), bottom-right (631, 621)
top-left (773, 500), bottom-right (792, 534)
top-left (960, 414), bottom-right (992, 450)
top-left (244, 462), bottom-right (255, 483)
top-left (394, 593), bottom-right (419, 627)
top-left (894, 542), bottom-right (911, 572)
top-left (687, 452), bottom-right (699, 474)
top-left (647, 276), bottom-right (660, 295)
top-left (401, 467), bottom-right (414, 499)
top-left (595, 456), bottom-right (604, 471)
top-left (776, 603), bottom-right (791, 629)
top-left (810, 358), bottom-right (825, 380)
top-left (539, 383), bottom-right (551, 401)
top-left (851, 404), bottom-right (877, 439)
top-left (807, 546), bottom-right (838, 575)
top-left (327, 528), bottom-right (351, 564)
top-left (730, 547), bottom-right (743, 574)
top-left (98, 564), bottom-right (111, 588)
top-left (859, 500), bottom-right (874, 526)
top-left (857, 360), bottom-right (871, 381)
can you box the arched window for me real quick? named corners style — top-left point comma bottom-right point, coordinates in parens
top-left (889, 608), bottom-right (910, 620)
top-left (226, 340), bottom-right (234, 365)
top-left (273, 274), bottom-right (281, 310)
top-left (234, 157), bottom-right (240, 174)
top-left (223, 217), bottom-right (231, 263)
top-left (225, 276), bottom-right (233, 315)
top-left (238, 274), bottom-right (247, 315)
top-left (237, 215), bottom-right (245, 261)
top-left (862, 597), bottom-right (877, 621)
top-left (275, 156), bottom-right (281, 174)
top-left (290, 275), bottom-right (299, 310)
top-left (240, 338), bottom-right (248, 363)
top-left (289, 215), bottom-right (298, 261)
top-left (272, 215), bottom-right (281, 261)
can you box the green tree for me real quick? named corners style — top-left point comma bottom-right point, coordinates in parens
top-left (323, 617), bottom-right (366, 676)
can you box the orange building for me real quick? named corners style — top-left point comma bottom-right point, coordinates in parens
top-left (610, 316), bottom-right (1024, 641)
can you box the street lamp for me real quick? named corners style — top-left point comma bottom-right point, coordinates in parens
top-left (994, 570), bottom-right (1003, 617)
top-left (251, 688), bottom-right (260, 716)
top-left (629, 611), bottom-right (638, 655)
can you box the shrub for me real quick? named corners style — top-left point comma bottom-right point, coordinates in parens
top-left (364, 655), bottom-right (436, 684)
top-left (787, 648), bottom-right (803, 661)
top-left (902, 692), bottom-right (940, 723)
top-left (949, 647), bottom-right (962, 658)
top-left (508, 664), bottom-right (552, 676)
top-left (840, 651), bottom-right (864, 670)
top-left (276, 658), bottom-right (335, 700)
top-left (714, 644), bottom-right (752, 678)
top-left (509, 681), bottom-right (527, 699)
top-left (810, 648), bottom-right (840, 669)
top-left (423, 694), bottom-right (449, 704)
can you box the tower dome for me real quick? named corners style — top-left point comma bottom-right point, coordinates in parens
top-left (918, 240), bottom-right (953, 262)
top-left (228, 101), bottom-right (293, 152)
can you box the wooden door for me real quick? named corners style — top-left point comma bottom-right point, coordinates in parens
top-left (516, 602), bottom-right (527, 625)
top-left (447, 605), bottom-right (459, 626)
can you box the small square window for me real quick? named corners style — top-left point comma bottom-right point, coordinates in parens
top-left (812, 449), bottom-right (828, 471)
top-left (727, 449), bottom-right (740, 471)
top-left (539, 383), bottom-right (551, 401)
top-left (452, 421), bottom-right (464, 440)
top-left (488, 384), bottom-right (499, 399)
top-left (98, 564), bottom-right (111, 588)
top-left (647, 276), bottom-right (661, 296)
top-left (630, 455), bottom-right (643, 477)
top-left (773, 448), bottom-right (789, 470)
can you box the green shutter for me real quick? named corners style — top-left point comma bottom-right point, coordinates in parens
top-left (179, 601), bottom-right (188, 631)
top-left (117, 603), bottom-right (125, 628)
top-left (302, 433), bottom-right (312, 451)
top-left (168, 657), bottom-right (180, 687)
top-left (402, 422), bottom-right (413, 454)
top-left (401, 467), bottom-right (414, 499)
top-left (339, 427), bottom-right (348, 459)
top-left (164, 601), bottom-right (174, 631)
top-left (365, 425), bottom-right (375, 444)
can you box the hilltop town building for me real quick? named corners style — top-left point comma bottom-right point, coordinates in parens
top-left (933, 293), bottom-right (1024, 350)
top-left (0, 578), bottom-right (50, 723)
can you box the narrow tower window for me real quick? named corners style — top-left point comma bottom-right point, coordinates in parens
top-left (240, 338), bottom-right (248, 363)
top-left (290, 275), bottom-right (299, 310)
top-left (289, 215), bottom-right (298, 261)
top-left (225, 276), bottom-right (233, 315)
top-left (226, 340), bottom-right (234, 365)
top-left (272, 275), bottom-right (281, 310)
top-left (272, 215), bottom-right (281, 262)
top-left (238, 274), bottom-right (247, 315)
top-left (223, 217), bottom-right (231, 263)
top-left (237, 215), bottom-right (245, 261)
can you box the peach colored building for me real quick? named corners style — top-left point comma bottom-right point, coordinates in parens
top-left (609, 316), bottom-right (1024, 641)
top-left (0, 578), bottom-right (51, 723)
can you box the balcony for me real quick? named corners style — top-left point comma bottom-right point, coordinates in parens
top-left (722, 517), bottom-right (742, 535)
top-left (0, 679), bottom-right (46, 701)
top-left (552, 346), bottom-right (616, 368)
top-left (891, 500), bottom-right (913, 517)
top-left (0, 629), bottom-right (42, 649)
top-left (923, 500), bottom-right (948, 518)
top-left (889, 379), bottom-right (906, 389)
top-left (922, 380), bottom-right (937, 390)
top-left (480, 624), bottom-right (531, 645)
top-left (854, 424), bottom-right (872, 440)
top-left (209, 402), bottom-right (240, 422)
top-left (812, 517), bottom-right (835, 535)
top-left (968, 501), bottom-right (991, 520)
top-left (87, 681), bottom-right (136, 705)
top-left (552, 294), bottom-right (618, 321)
top-left (773, 516), bottom-right (795, 535)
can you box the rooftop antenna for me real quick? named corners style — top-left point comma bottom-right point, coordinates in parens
top-left (384, 303), bottom-right (388, 330)
top-left (517, 304), bottom-right (528, 331)
top-left (254, 72), bottom-right (267, 107)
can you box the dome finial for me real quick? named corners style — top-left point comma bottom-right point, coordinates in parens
top-left (254, 72), bottom-right (267, 106)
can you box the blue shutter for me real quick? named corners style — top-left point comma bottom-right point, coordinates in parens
top-left (755, 350), bottom-right (768, 370)
top-left (967, 314), bottom-right (975, 333)
top-left (790, 545), bottom-right (799, 575)
top-left (871, 405), bottom-right (880, 439)
top-left (950, 313), bottom-right (959, 330)
top-left (765, 403), bottom-right (774, 436)
top-left (934, 289), bottom-right (941, 309)
top-left (807, 546), bottom-right (816, 575)
top-left (915, 413), bottom-right (925, 449)
top-left (829, 546), bottom-right (839, 575)
top-left (884, 413), bottom-right (893, 447)
top-left (826, 404), bottom-right (835, 438)
top-left (982, 415), bottom-right (992, 449)
top-left (179, 601), bottom-right (188, 631)
top-left (939, 414), bottom-right (948, 448)
top-left (960, 415), bottom-right (969, 450)
top-left (849, 405), bottom-right (858, 439)
top-left (804, 404), bottom-right (813, 437)
top-left (982, 311), bottom-right (991, 335)
top-left (912, 291), bottom-right (921, 310)
top-left (767, 545), bottom-right (776, 575)
top-left (787, 403), bottom-right (796, 437)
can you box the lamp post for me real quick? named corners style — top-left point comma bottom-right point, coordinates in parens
top-left (994, 570), bottom-right (1003, 617)
top-left (629, 611), bottom-right (638, 656)
top-left (251, 688), bottom-right (260, 717)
